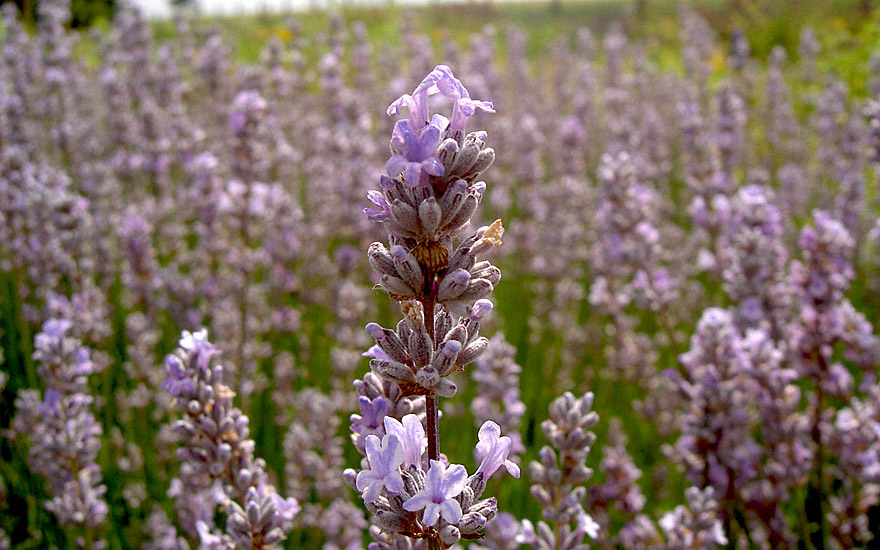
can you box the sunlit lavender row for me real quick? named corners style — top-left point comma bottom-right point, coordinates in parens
top-left (1, 0), bottom-right (880, 549)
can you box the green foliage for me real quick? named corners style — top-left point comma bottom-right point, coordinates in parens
top-left (69, 0), bottom-right (114, 27)
top-left (2, 0), bottom-right (115, 27)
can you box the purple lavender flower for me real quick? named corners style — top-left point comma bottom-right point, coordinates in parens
top-left (356, 434), bottom-right (406, 502)
top-left (403, 460), bottom-right (468, 526)
top-left (658, 487), bottom-right (728, 549)
top-left (475, 421), bottom-right (520, 478)
top-left (162, 329), bottom-right (297, 544)
top-left (364, 189), bottom-right (391, 221)
top-left (383, 414), bottom-right (427, 468)
top-left (350, 395), bottom-right (391, 452)
top-left (385, 118), bottom-right (445, 187)
top-left (14, 318), bottom-right (108, 543)
top-left (160, 329), bottom-right (217, 398)
top-left (387, 64), bottom-right (494, 132)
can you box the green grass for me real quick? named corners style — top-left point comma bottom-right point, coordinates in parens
top-left (146, 0), bottom-right (879, 70)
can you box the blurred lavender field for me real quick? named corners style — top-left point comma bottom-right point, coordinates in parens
top-left (2, 0), bottom-right (880, 549)
top-left (131, 0), bottom-right (493, 19)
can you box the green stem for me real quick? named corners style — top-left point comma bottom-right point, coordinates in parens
top-left (810, 359), bottom-right (827, 550)
top-left (422, 297), bottom-right (440, 462)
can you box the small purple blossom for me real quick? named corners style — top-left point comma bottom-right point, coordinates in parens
top-left (403, 460), bottom-right (468, 526)
top-left (383, 414), bottom-right (427, 468)
top-left (270, 492), bottom-right (301, 523)
top-left (575, 512), bottom-right (600, 540)
top-left (475, 421), bottom-right (520, 478)
top-left (364, 190), bottom-right (391, 221)
top-left (362, 344), bottom-right (390, 361)
top-left (385, 119), bottom-right (445, 187)
top-left (469, 299), bottom-right (494, 322)
top-left (161, 329), bottom-right (218, 398)
top-left (387, 64), bottom-right (494, 133)
top-left (350, 395), bottom-right (390, 451)
top-left (356, 434), bottom-right (405, 502)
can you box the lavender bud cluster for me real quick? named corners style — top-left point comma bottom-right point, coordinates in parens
top-left (13, 319), bottom-right (108, 544)
top-left (162, 330), bottom-right (299, 549)
top-left (524, 392), bottom-right (601, 550)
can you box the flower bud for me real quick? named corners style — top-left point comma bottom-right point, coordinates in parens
top-left (439, 525), bottom-right (461, 545)
top-left (389, 199), bottom-right (420, 233)
top-left (438, 138), bottom-right (459, 169)
top-left (458, 278), bottom-right (493, 302)
top-left (416, 365), bottom-right (440, 390)
top-left (468, 299), bottom-right (493, 321)
top-left (458, 511), bottom-right (487, 535)
top-left (466, 130), bottom-right (488, 147)
top-left (384, 218), bottom-right (418, 238)
top-left (367, 242), bottom-right (397, 277)
top-left (418, 196), bottom-right (442, 235)
top-left (434, 310), bottom-right (453, 344)
top-left (440, 192), bottom-right (478, 233)
top-left (365, 322), bottom-right (385, 340)
top-left (472, 264), bottom-right (501, 285)
top-left (371, 508), bottom-right (412, 532)
top-left (371, 359), bottom-right (416, 383)
top-left (408, 328), bottom-right (433, 368)
top-left (380, 274), bottom-right (416, 298)
top-left (443, 324), bottom-right (468, 346)
top-left (439, 179), bottom-right (468, 220)
top-left (463, 148), bottom-right (495, 180)
top-left (434, 378), bottom-right (457, 398)
top-left (367, 324), bottom-right (410, 365)
top-left (451, 141), bottom-right (480, 175)
top-left (447, 245), bottom-right (476, 272)
top-left (457, 337), bottom-right (488, 366)
top-left (390, 245), bottom-right (424, 293)
top-left (437, 268), bottom-right (471, 301)
top-left (432, 339), bottom-right (462, 376)
top-left (247, 496), bottom-right (261, 526)
top-left (262, 529), bottom-right (284, 547)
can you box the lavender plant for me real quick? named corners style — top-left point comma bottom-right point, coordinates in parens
top-left (524, 391), bottom-right (600, 550)
top-left (161, 329), bottom-right (299, 549)
top-left (12, 320), bottom-right (108, 549)
top-left (351, 65), bottom-right (518, 549)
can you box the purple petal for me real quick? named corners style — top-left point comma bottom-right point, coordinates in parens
top-left (423, 157), bottom-right (445, 177)
top-left (422, 502), bottom-right (441, 527)
top-left (386, 155), bottom-right (408, 178)
top-left (440, 499), bottom-right (463, 525)
top-left (404, 163), bottom-right (424, 189)
top-left (364, 435), bottom-right (382, 467)
top-left (403, 492), bottom-right (432, 512)
top-left (387, 94), bottom-right (414, 117)
top-left (384, 471), bottom-right (404, 495)
top-left (441, 464), bottom-right (468, 498)
top-left (363, 344), bottom-right (390, 360)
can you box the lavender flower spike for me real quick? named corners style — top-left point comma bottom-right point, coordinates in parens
top-left (404, 460), bottom-right (469, 526)
top-left (360, 64), bottom-right (501, 548)
top-left (356, 434), bottom-right (406, 502)
top-left (475, 421), bottom-right (520, 478)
